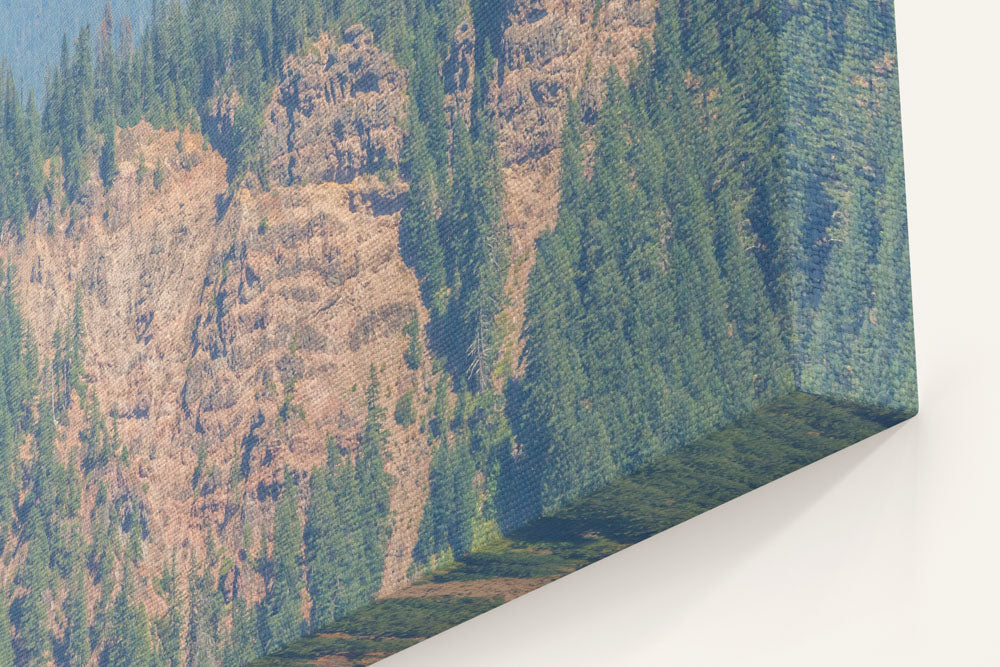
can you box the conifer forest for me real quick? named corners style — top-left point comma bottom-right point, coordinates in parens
top-left (0, 0), bottom-right (916, 664)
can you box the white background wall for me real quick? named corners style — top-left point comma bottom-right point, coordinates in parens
top-left (384, 1), bottom-right (1000, 664)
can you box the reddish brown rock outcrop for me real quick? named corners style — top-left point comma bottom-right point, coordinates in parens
top-left (497, 0), bottom-right (658, 168)
top-left (3, 112), bottom-right (432, 611)
top-left (0, 1), bottom-right (661, 641)
top-left (262, 27), bottom-right (409, 186)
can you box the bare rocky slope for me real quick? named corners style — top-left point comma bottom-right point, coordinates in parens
top-left (0, 0), bottom-right (658, 647)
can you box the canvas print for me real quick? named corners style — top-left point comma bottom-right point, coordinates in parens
top-left (0, 0), bottom-right (916, 664)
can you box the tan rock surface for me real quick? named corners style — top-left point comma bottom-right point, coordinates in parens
top-left (0, 0), bottom-right (659, 640)
top-left (263, 27), bottom-right (409, 187)
top-left (4, 123), bottom-right (434, 607)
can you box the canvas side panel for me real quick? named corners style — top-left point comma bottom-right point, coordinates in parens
top-left (781, 0), bottom-right (918, 413)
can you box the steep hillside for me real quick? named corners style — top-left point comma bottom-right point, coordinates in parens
top-left (0, 0), bottom-right (916, 665)
top-left (0, 25), bottom-right (438, 659)
top-left (3, 43), bottom-right (436, 598)
top-left (0, 2), bottom-right (663, 663)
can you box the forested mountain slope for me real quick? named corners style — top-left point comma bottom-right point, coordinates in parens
top-left (515, 0), bottom-right (916, 513)
top-left (0, 0), bottom-right (915, 665)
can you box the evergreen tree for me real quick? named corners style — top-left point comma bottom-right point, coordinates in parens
top-left (0, 72), bottom-right (44, 234)
top-left (99, 120), bottom-right (118, 190)
top-left (448, 435), bottom-right (475, 555)
top-left (413, 437), bottom-right (456, 565)
top-left (64, 567), bottom-right (90, 666)
top-left (328, 443), bottom-right (364, 613)
top-left (222, 597), bottom-right (261, 667)
top-left (0, 590), bottom-right (14, 667)
top-left (62, 135), bottom-right (87, 204)
top-left (186, 557), bottom-right (223, 667)
top-left (15, 506), bottom-right (53, 665)
top-left (430, 374), bottom-right (450, 439)
top-left (264, 469), bottom-right (303, 652)
top-left (356, 366), bottom-right (391, 600)
top-left (450, 111), bottom-right (507, 392)
top-left (410, 0), bottom-right (450, 184)
top-left (94, 2), bottom-right (117, 123)
top-left (400, 113), bottom-right (447, 312)
top-left (304, 462), bottom-right (337, 630)
top-left (403, 311), bottom-right (422, 370)
top-left (33, 386), bottom-right (65, 522)
top-left (0, 261), bottom-right (34, 536)
top-left (440, 110), bottom-right (474, 287)
top-left (154, 560), bottom-right (184, 667)
top-left (106, 567), bottom-right (154, 666)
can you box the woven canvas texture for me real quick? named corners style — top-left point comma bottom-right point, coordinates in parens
top-left (0, 0), bottom-right (915, 665)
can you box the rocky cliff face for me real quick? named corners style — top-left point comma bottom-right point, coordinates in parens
top-left (179, 173), bottom-right (432, 597)
top-left (498, 0), bottom-right (658, 167)
top-left (1, 0), bottom-right (658, 642)
top-left (262, 27), bottom-right (409, 187)
top-left (2, 36), bottom-right (434, 604)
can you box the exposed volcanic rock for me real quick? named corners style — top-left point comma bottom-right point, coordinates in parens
top-left (0, 3), bottom-right (662, 646)
top-left (2, 120), bottom-right (432, 606)
top-left (497, 0), bottom-right (658, 167)
top-left (262, 27), bottom-right (409, 186)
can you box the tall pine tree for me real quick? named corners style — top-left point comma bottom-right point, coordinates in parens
top-left (264, 469), bottom-right (303, 652)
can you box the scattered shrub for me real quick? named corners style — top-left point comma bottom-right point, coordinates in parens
top-left (394, 390), bottom-right (416, 427)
